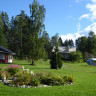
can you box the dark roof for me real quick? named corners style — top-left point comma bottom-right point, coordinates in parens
top-left (0, 45), bottom-right (16, 55)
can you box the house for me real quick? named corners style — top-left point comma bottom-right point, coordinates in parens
top-left (52, 46), bottom-right (76, 59)
top-left (0, 45), bottom-right (15, 63)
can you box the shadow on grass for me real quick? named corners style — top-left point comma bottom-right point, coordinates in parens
top-left (15, 64), bottom-right (32, 65)
top-left (13, 63), bottom-right (50, 69)
top-left (31, 68), bottom-right (50, 69)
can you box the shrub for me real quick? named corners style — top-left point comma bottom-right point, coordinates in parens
top-left (12, 70), bottom-right (31, 85)
top-left (3, 65), bottom-right (22, 76)
top-left (41, 76), bottom-right (65, 86)
top-left (63, 74), bottom-right (75, 83)
top-left (0, 71), bottom-right (10, 80)
top-left (69, 51), bottom-right (83, 63)
top-left (30, 77), bottom-right (40, 86)
top-left (11, 70), bottom-right (40, 86)
top-left (50, 52), bottom-right (63, 69)
top-left (37, 72), bottom-right (65, 86)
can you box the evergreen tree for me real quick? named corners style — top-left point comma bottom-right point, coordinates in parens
top-left (88, 31), bottom-right (96, 56)
top-left (63, 39), bottom-right (69, 46)
top-left (9, 11), bottom-right (29, 58)
top-left (50, 45), bottom-right (63, 69)
top-left (0, 13), bottom-right (7, 47)
top-left (1, 11), bottom-right (10, 44)
top-left (69, 39), bottom-right (74, 46)
top-left (58, 37), bottom-right (63, 46)
top-left (76, 36), bottom-right (88, 57)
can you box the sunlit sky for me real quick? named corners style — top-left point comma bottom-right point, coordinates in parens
top-left (0, 0), bottom-right (96, 42)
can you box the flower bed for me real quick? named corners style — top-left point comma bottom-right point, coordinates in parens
top-left (3, 64), bottom-right (22, 76)
top-left (0, 65), bottom-right (75, 88)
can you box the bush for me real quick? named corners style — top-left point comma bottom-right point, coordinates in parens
top-left (3, 65), bottom-right (22, 76)
top-left (69, 51), bottom-right (83, 63)
top-left (41, 76), bottom-right (65, 86)
top-left (35, 71), bottom-right (75, 86)
top-left (11, 70), bottom-right (32, 86)
top-left (30, 77), bottom-right (40, 86)
top-left (0, 71), bottom-right (10, 80)
top-left (50, 52), bottom-right (63, 69)
top-left (36, 72), bottom-right (65, 86)
top-left (63, 74), bottom-right (75, 83)
top-left (11, 71), bottom-right (40, 86)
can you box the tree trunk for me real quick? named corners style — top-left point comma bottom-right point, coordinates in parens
top-left (32, 60), bottom-right (34, 65)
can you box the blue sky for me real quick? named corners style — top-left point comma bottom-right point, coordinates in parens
top-left (0, 0), bottom-right (96, 42)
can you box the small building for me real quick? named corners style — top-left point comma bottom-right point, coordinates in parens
top-left (86, 58), bottom-right (96, 65)
top-left (0, 45), bottom-right (15, 63)
top-left (52, 46), bottom-right (76, 60)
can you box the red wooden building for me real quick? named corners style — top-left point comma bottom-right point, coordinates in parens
top-left (0, 45), bottom-right (15, 63)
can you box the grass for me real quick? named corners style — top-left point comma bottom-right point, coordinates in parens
top-left (0, 59), bottom-right (96, 96)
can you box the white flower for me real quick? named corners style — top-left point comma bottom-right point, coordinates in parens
top-left (30, 71), bottom-right (34, 75)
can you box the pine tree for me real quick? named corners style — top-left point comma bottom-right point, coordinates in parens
top-left (0, 13), bottom-right (7, 47)
top-left (50, 45), bottom-right (63, 69)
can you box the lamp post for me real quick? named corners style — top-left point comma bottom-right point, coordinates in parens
top-left (56, 52), bottom-right (58, 70)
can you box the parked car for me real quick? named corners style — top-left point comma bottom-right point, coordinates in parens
top-left (86, 58), bottom-right (96, 65)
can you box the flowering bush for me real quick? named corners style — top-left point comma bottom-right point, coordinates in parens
top-left (0, 65), bottom-right (75, 87)
top-left (3, 64), bottom-right (22, 76)
top-left (11, 71), bottom-right (40, 86)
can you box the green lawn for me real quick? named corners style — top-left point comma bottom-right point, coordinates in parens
top-left (0, 60), bottom-right (96, 96)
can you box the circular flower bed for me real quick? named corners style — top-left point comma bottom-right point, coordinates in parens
top-left (0, 65), bottom-right (75, 88)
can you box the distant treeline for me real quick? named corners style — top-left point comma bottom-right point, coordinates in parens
top-left (0, 0), bottom-right (95, 63)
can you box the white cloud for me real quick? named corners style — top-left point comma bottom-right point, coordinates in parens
top-left (87, 3), bottom-right (96, 12)
top-left (79, 14), bottom-right (89, 21)
top-left (80, 22), bottom-right (96, 36)
top-left (61, 0), bottom-right (96, 43)
top-left (86, 3), bottom-right (96, 21)
top-left (92, 0), bottom-right (96, 3)
top-left (60, 22), bottom-right (96, 43)
top-left (79, 0), bottom-right (96, 21)
top-left (60, 32), bottom-right (84, 43)
top-left (61, 34), bottom-right (76, 43)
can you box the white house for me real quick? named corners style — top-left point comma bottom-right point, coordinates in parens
top-left (52, 46), bottom-right (76, 59)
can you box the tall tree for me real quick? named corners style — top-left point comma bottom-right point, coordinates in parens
top-left (44, 32), bottom-right (52, 59)
top-left (58, 37), bottom-right (63, 46)
top-left (0, 12), bottom-right (7, 47)
top-left (27, 0), bottom-right (46, 64)
top-left (76, 36), bottom-right (88, 57)
top-left (51, 33), bottom-right (59, 47)
top-left (9, 11), bottom-right (29, 58)
top-left (1, 11), bottom-right (10, 44)
top-left (88, 31), bottom-right (96, 56)
top-left (63, 39), bottom-right (69, 46)
top-left (69, 39), bottom-right (74, 46)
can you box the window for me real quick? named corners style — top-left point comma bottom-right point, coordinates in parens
top-left (8, 55), bottom-right (13, 59)
top-left (0, 53), bottom-right (4, 59)
top-left (92, 60), bottom-right (96, 64)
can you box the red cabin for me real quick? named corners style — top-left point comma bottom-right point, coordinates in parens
top-left (0, 45), bottom-right (15, 63)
